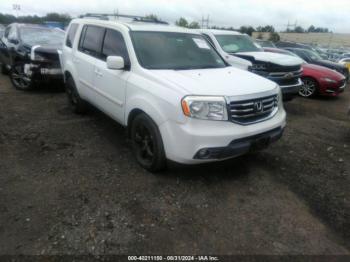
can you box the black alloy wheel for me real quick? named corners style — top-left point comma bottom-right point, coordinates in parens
top-left (131, 113), bottom-right (166, 172)
top-left (10, 63), bottom-right (33, 90)
top-left (66, 76), bottom-right (88, 114)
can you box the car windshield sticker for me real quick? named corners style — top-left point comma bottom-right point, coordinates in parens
top-left (193, 38), bottom-right (210, 49)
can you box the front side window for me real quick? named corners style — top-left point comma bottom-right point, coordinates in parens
top-left (102, 29), bottom-right (129, 63)
top-left (66, 23), bottom-right (78, 48)
top-left (19, 27), bottom-right (64, 45)
top-left (215, 34), bottom-right (262, 53)
top-left (79, 25), bottom-right (105, 57)
top-left (131, 31), bottom-right (226, 70)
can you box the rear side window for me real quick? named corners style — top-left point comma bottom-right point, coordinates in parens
top-left (66, 23), bottom-right (78, 48)
top-left (79, 25), bottom-right (105, 57)
top-left (102, 29), bottom-right (129, 63)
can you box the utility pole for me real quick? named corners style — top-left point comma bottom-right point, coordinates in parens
top-left (13, 4), bottom-right (21, 18)
top-left (201, 15), bottom-right (210, 29)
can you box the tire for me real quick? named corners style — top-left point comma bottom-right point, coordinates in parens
top-left (65, 76), bottom-right (88, 114)
top-left (10, 63), bottom-right (34, 90)
top-left (299, 77), bottom-right (318, 98)
top-left (131, 113), bottom-right (167, 172)
top-left (1, 63), bottom-right (8, 75)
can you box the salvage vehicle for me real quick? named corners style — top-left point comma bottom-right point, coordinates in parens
top-left (200, 29), bottom-right (303, 101)
top-left (255, 39), bottom-right (276, 48)
top-left (0, 24), bottom-right (5, 38)
top-left (60, 16), bottom-right (286, 172)
top-left (0, 23), bottom-right (65, 90)
top-left (265, 47), bottom-right (346, 97)
top-left (285, 48), bottom-right (349, 81)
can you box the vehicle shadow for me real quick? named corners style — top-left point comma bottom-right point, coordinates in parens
top-left (86, 105), bottom-right (255, 183)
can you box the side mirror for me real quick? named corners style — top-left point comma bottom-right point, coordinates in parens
top-left (9, 38), bottom-right (19, 45)
top-left (107, 56), bottom-right (125, 70)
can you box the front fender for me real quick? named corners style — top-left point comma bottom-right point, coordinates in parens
top-left (125, 94), bottom-right (170, 127)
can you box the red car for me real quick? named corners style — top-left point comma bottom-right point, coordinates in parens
top-left (264, 48), bottom-right (346, 98)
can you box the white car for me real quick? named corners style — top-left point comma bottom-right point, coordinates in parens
top-left (60, 17), bottom-right (286, 171)
top-left (200, 29), bottom-right (304, 100)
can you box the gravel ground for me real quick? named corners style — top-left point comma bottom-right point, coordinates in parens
top-left (0, 74), bottom-right (349, 255)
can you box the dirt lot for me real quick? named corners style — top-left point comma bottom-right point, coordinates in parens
top-left (0, 74), bottom-right (349, 255)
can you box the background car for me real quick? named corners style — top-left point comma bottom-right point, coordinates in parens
top-left (0, 23), bottom-right (65, 90)
top-left (339, 58), bottom-right (350, 72)
top-left (255, 39), bottom-right (276, 48)
top-left (265, 47), bottom-right (346, 97)
top-left (285, 47), bottom-right (349, 81)
top-left (201, 29), bottom-right (304, 101)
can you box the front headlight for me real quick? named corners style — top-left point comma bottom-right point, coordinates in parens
top-left (181, 96), bottom-right (228, 121)
top-left (322, 77), bottom-right (337, 83)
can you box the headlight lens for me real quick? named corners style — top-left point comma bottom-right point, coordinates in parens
top-left (181, 96), bottom-right (228, 121)
top-left (322, 77), bottom-right (337, 83)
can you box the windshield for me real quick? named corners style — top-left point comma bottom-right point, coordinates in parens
top-left (215, 34), bottom-right (262, 53)
top-left (131, 32), bottom-right (226, 70)
top-left (19, 27), bottom-right (65, 46)
top-left (257, 40), bottom-right (275, 48)
top-left (304, 49), bottom-right (323, 61)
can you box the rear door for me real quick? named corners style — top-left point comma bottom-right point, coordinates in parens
top-left (93, 28), bottom-right (131, 124)
top-left (73, 25), bottom-right (105, 101)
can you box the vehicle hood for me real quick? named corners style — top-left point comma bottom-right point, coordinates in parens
top-left (145, 66), bottom-right (278, 97)
top-left (236, 51), bottom-right (303, 66)
top-left (302, 64), bottom-right (345, 80)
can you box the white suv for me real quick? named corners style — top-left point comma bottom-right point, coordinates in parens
top-left (60, 18), bottom-right (286, 171)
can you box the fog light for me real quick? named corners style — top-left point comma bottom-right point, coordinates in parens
top-left (198, 149), bottom-right (210, 158)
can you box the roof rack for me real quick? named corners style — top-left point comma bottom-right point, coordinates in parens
top-left (79, 13), bottom-right (169, 25)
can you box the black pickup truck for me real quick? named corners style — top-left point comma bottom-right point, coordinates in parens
top-left (0, 23), bottom-right (64, 90)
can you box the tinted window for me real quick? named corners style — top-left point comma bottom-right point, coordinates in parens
top-left (102, 29), bottom-right (129, 62)
top-left (131, 32), bottom-right (226, 70)
top-left (79, 25), bottom-right (105, 57)
top-left (66, 23), bottom-right (78, 48)
top-left (8, 26), bottom-right (17, 40)
top-left (4, 27), bottom-right (10, 38)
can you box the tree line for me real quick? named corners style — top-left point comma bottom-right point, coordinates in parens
top-left (0, 12), bottom-right (71, 25)
top-left (0, 12), bottom-right (331, 35)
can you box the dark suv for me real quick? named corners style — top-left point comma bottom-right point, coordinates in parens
top-left (0, 23), bottom-right (65, 90)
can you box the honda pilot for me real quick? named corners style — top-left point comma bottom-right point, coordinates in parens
top-left (60, 17), bottom-right (286, 171)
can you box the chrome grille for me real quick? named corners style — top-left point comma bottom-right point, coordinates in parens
top-left (229, 94), bottom-right (279, 125)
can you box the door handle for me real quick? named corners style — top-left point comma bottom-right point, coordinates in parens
top-left (94, 69), bottom-right (103, 77)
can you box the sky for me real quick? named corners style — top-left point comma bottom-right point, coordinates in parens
top-left (0, 0), bottom-right (349, 33)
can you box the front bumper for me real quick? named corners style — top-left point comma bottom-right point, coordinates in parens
top-left (320, 79), bottom-right (347, 96)
top-left (279, 79), bottom-right (303, 100)
top-left (193, 127), bottom-right (283, 160)
top-left (24, 63), bottom-right (63, 82)
top-left (159, 106), bottom-right (286, 164)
